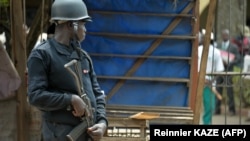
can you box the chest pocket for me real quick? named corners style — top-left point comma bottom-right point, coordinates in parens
top-left (81, 58), bottom-right (91, 78)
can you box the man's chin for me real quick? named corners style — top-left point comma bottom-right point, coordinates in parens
top-left (80, 36), bottom-right (85, 42)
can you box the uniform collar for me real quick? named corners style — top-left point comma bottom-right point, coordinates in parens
top-left (50, 38), bottom-right (73, 56)
top-left (50, 38), bottom-right (84, 60)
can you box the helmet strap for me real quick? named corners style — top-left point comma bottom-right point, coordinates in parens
top-left (72, 21), bottom-right (80, 41)
top-left (70, 21), bottom-right (82, 60)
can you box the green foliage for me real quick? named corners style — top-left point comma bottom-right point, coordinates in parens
top-left (239, 79), bottom-right (250, 107)
top-left (233, 66), bottom-right (250, 107)
top-left (0, 0), bottom-right (9, 7)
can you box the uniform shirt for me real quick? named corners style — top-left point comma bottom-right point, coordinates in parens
top-left (27, 38), bottom-right (107, 126)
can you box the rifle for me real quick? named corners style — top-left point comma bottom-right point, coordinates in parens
top-left (64, 59), bottom-right (94, 141)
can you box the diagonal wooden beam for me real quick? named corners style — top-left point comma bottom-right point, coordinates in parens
top-left (106, 2), bottom-right (195, 100)
top-left (193, 0), bottom-right (217, 124)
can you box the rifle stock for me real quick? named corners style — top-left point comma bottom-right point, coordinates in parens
top-left (66, 118), bottom-right (88, 141)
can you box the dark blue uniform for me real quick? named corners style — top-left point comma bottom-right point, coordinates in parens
top-left (27, 38), bottom-right (107, 141)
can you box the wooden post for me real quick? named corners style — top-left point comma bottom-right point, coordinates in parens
top-left (26, 0), bottom-right (51, 57)
top-left (193, 0), bottom-right (217, 124)
top-left (10, 0), bottom-right (29, 140)
top-left (189, 0), bottom-right (200, 111)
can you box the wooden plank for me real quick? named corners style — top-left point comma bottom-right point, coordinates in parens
top-left (107, 111), bottom-right (193, 120)
top-left (107, 110), bottom-right (193, 116)
top-left (149, 117), bottom-right (193, 124)
top-left (88, 32), bottom-right (196, 39)
top-left (107, 117), bottom-right (193, 127)
top-left (106, 2), bottom-right (195, 100)
top-left (107, 105), bottom-right (193, 112)
top-left (188, 0), bottom-right (200, 111)
top-left (98, 76), bottom-right (190, 83)
top-left (107, 108), bottom-right (193, 114)
top-left (90, 53), bottom-right (191, 60)
top-left (129, 112), bottom-right (160, 120)
top-left (193, 0), bottom-right (217, 124)
top-left (89, 10), bottom-right (193, 17)
top-left (10, 0), bottom-right (29, 141)
top-left (206, 72), bottom-right (250, 76)
top-left (107, 117), bottom-right (147, 127)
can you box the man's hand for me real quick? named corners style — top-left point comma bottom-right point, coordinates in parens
top-left (87, 123), bottom-right (107, 141)
top-left (71, 95), bottom-right (88, 117)
top-left (212, 87), bottom-right (223, 100)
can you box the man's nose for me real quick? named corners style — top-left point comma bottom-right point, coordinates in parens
top-left (80, 24), bottom-right (86, 32)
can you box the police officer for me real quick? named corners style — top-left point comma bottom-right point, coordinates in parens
top-left (27, 0), bottom-right (108, 140)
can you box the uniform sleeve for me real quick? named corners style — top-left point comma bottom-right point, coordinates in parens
top-left (92, 71), bottom-right (108, 126)
top-left (27, 49), bottom-right (72, 111)
top-left (89, 61), bottom-right (108, 126)
top-left (80, 49), bottom-right (108, 126)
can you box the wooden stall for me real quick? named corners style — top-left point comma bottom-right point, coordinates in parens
top-left (0, 0), bottom-right (219, 141)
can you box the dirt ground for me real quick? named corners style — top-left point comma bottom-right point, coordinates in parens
top-left (211, 105), bottom-right (250, 125)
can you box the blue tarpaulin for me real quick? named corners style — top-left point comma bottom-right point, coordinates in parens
top-left (81, 0), bottom-right (194, 107)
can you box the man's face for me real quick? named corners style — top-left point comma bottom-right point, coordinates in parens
top-left (75, 21), bottom-right (87, 41)
top-left (222, 32), bottom-right (229, 41)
